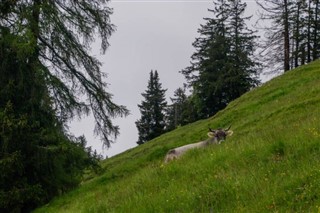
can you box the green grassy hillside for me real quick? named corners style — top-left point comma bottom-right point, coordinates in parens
top-left (35, 60), bottom-right (320, 212)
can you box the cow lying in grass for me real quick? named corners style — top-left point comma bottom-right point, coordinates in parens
top-left (164, 127), bottom-right (233, 163)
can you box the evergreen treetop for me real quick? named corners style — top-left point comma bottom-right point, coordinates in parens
top-left (136, 70), bottom-right (167, 145)
top-left (181, 0), bottom-right (259, 119)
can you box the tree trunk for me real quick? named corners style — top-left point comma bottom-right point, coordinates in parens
top-left (313, 0), bottom-right (319, 60)
top-left (294, 1), bottom-right (301, 68)
top-left (307, 0), bottom-right (312, 62)
top-left (284, 0), bottom-right (290, 71)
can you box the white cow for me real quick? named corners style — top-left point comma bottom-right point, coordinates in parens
top-left (164, 127), bottom-right (233, 163)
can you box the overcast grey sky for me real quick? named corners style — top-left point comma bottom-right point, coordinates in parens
top-left (70, 0), bottom-right (262, 157)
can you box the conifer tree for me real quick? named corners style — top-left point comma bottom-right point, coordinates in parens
top-left (0, 0), bottom-right (128, 147)
top-left (225, 0), bottom-right (260, 99)
top-left (136, 70), bottom-right (167, 145)
top-left (182, 0), bottom-right (259, 119)
top-left (313, 0), bottom-right (320, 60)
top-left (165, 86), bottom-right (199, 131)
top-left (166, 87), bottom-right (188, 131)
top-left (256, 0), bottom-right (293, 72)
top-left (0, 1), bottom-right (126, 211)
top-left (0, 29), bottom-right (101, 212)
top-left (256, 0), bottom-right (320, 71)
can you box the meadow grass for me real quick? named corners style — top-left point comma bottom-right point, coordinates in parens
top-left (34, 60), bottom-right (320, 212)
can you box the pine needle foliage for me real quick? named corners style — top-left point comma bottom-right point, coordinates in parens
top-left (182, 0), bottom-right (260, 119)
top-left (0, 1), bottom-right (127, 211)
top-left (0, 29), bottom-right (101, 212)
top-left (0, 0), bottom-right (129, 147)
top-left (136, 70), bottom-right (167, 145)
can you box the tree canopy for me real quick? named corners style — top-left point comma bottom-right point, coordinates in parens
top-left (181, 0), bottom-right (259, 119)
top-left (136, 70), bottom-right (167, 145)
top-left (0, 0), bottom-right (128, 147)
top-left (0, 0), bottom-right (127, 211)
top-left (0, 27), bottom-right (101, 212)
top-left (256, 0), bottom-right (320, 73)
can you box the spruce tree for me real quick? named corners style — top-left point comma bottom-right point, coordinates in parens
top-left (182, 14), bottom-right (229, 118)
top-left (225, 0), bottom-right (260, 100)
top-left (165, 86), bottom-right (198, 131)
top-left (182, 0), bottom-right (259, 119)
top-left (166, 87), bottom-right (186, 131)
top-left (136, 70), bottom-right (167, 145)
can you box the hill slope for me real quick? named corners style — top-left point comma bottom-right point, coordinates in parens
top-left (35, 60), bottom-right (320, 212)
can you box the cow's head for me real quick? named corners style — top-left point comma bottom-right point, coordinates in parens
top-left (208, 126), bottom-right (233, 142)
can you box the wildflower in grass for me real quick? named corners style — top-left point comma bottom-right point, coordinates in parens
top-left (309, 127), bottom-right (320, 137)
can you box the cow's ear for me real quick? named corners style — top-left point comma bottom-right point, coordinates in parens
top-left (207, 132), bottom-right (215, 138)
top-left (226, 130), bottom-right (233, 136)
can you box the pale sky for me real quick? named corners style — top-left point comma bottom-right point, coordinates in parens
top-left (70, 0), bottom-right (263, 157)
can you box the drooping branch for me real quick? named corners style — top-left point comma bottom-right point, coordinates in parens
top-left (38, 35), bottom-right (128, 147)
top-left (1, 0), bottom-right (128, 147)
